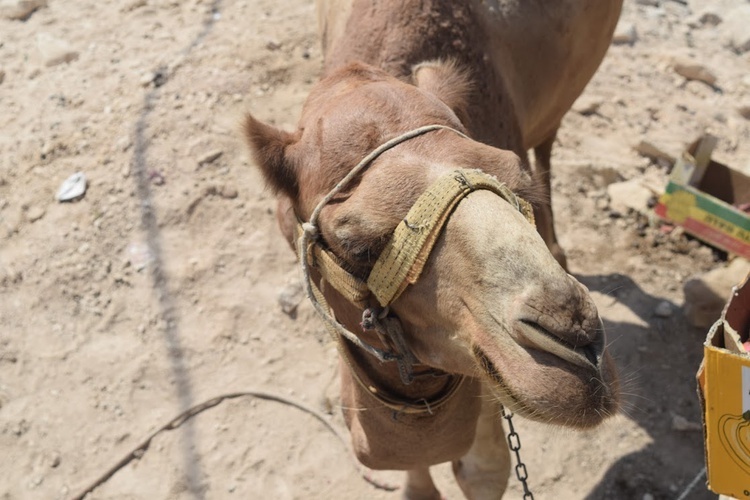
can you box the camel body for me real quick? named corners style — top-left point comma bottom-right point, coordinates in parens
top-left (243, 1), bottom-right (623, 497)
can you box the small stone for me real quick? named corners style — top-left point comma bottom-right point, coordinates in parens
top-left (723, 6), bottom-right (750, 54)
top-left (36, 33), bottom-right (79, 67)
top-left (0, 69), bottom-right (5, 85)
top-left (266, 40), bottom-right (282, 51)
top-left (219, 185), bottom-right (238, 199)
top-left (654, 301), bottom-right (673, 318)
top-left (56, 172), bottom-right (87, 202)
top-left (671, 414), bottom-right (702, 432)
top-left (635, 0), bottom-right (658, 5)
top-left (139, 72), bottom-right (156, 87)
top-left (0, 0), bottom-right (47, 20)
top-left (689, 10), bottom-right (722, 28)
top-left (633, 140), bottom-right (676, 165)
top-left (607, 179), bottom-right (655, 215)
top-left (738, 105), bottom-right (750, 120)
top-left (197, 150), bottom-right (223, 166)
top-left (673, 60), bottom-right (717, 87)
top-left (26, 206), bottom-right (45, 222)
top-left (278, 280), bottom-right (304, 316)
top-left (572, 95), bottom-right (601, 115)
top-left (612, 21), bottom-right (637, 46)
top-left (642, 493), bottom-right (655, 500)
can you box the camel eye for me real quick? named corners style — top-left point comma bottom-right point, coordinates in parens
top-left (341, 240), bottom-right (374, 264)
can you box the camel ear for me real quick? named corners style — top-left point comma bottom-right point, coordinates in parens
top-left (243, 113), bottom-right (299, 198)
top-left (412, 60), bottom-right (472, 126)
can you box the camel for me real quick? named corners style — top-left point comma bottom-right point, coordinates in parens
top-left (242, 1), bottom-right (622, 498)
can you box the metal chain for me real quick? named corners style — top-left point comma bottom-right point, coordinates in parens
top-left (502, 407), bottom-right (534, 499)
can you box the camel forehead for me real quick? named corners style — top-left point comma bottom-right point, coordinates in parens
top-left (299, 67), bottom-right (457, 132)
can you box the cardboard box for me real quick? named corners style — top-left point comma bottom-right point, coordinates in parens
top-left (654, 135), bottom-right (750, 260)
top-left (697, 271), bottom-right (750, 496)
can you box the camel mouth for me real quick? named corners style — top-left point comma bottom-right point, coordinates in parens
top-left (472, 342), bottom-right (617, 428)
top-left (516, 318), bottom-right (602, 370)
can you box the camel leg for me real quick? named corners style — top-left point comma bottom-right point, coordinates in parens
top-left (533, 128), bottom-right (567, 270)
top-left (403, 467), bottom-right (442, 500)
top-left (451, 385), bottom-right (510, 499)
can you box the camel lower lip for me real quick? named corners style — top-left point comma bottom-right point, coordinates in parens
top-left (516, 319), bottom-right (599, 369)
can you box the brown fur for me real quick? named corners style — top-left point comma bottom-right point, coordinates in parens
top-left (243, 1), bottom-right (623, 498)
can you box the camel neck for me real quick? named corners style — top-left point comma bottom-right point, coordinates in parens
top-left (322, 0), bottom-right (525, 154)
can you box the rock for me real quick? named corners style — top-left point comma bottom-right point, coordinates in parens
top-left (572, 94), bottom-right (601, 115)
top-left (671, 414), bottom-right (702, 432)
top-left (635, 0), bottom-right (658, 6)
top-left (36, 33), bottom-right (79, 67)
top-left (634, 140), bottom-right (676, 166)
top-left (723, 6), bottom-right (750, 54)
top-left (673, 60), bottom-right (717, 87)
top-left (654, 301), bottom-right (673, 318)
top-left (683, 259), bottom-right (750, 328)
top-left (197, 150), bottom-right (223, 166)
top-left (612, 21), bottom-right (637, 46)
top-left (689, 10), bottom-right (722, 28)
top-left (0, 0), bottom-right (46, 20)
top-left (26, 206), bottom-right (45, 223)
top-left (0, 69), bottom-right (5, 85)
top-left (139, 72), bottom-right (156, 87)
top-left (218, 185), bottom-right (238, 199)
top-left (739, 105), bottom-right (750, 120)
top-left (55, 172), bottom-right (87, 202)
top-left (278, 280), bottom-right (304, 316)
top-left (607, 179), bottom-right (656, 215)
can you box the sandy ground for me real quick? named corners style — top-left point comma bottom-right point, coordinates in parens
top-left (1, 0), bottom-right (750, 498)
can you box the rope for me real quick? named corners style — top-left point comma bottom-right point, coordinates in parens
top-left (674, 466), bottom-right (706, 500)
top-left (70, 391), bottom-right (398, 499)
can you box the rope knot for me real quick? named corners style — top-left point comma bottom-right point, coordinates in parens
top-left (302, 222), bottom-right (318, 238)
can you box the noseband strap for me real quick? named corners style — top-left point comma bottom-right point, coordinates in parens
top-left (368, 168), bottom-right (534, 306)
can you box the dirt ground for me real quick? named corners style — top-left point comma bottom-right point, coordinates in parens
top-left (2, 0), bottom-right (750, 499)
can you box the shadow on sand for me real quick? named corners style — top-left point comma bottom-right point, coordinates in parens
top-left (574, 273), bottom-right (715, 500)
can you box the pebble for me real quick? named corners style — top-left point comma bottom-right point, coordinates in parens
top-left (36, 33), bottom-right (79, 67)
top-left (671, 414), bottom-right (702, 432)
top-left (653, 300), bottom-right (673, 318)
top-left (739, 105), bottom-right (750, 120)
top-left (278, 280), bottom-right (303, 316)
top-left (723, 5), bottom-right (750, 54)
top-left (607, 179), bottom-right (655, 215)
top-left (633, 140), bottom-right (676, 165)
top-left (635, 0), bottom-right (659, 6)
top-left (0, 0), bottom-right (46, 20)
top-left (689, 10), bottom-right (722, 28)
top-left (673, 60), bottom-right (717, 87)
top-left (612, 21), bottom-right (637, 46)
top-left (572, 95), bottom-right (601, 115)
top-left (26, 205), bottom-right (45, 222)
top-left (0, 69), bottom-right (5, 85)
top-left (219, 185), bottom-right (238, 199)
top-left (197, 150), bottom-right (223, 166)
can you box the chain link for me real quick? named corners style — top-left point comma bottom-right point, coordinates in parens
top-left (502, 407), bottom-right (534, 499)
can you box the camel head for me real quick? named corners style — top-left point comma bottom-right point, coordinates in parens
top-left (243, 62), bottom-right (619, 429)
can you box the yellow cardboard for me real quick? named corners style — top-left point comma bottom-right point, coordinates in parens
top-left (699, 272), bottom-right (750, 496)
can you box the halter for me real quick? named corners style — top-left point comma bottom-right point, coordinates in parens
top-left (296, 124), bottom-right (535, 413)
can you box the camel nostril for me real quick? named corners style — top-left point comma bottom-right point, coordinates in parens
top-left (578, 344), bottom-right (599, 367)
